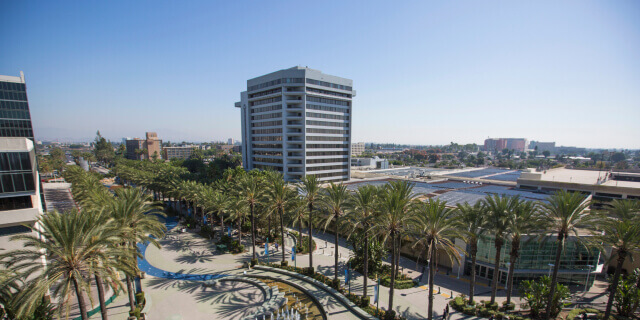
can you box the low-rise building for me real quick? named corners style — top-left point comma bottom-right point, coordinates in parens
top-left (351, 156), bottom-right (389, 169)
top-left (125, 132), bottom-right (163, 160)
top-left (164, 146), bottom-right (197, 160)
top-left (351, 142), bottom-right (365, 157)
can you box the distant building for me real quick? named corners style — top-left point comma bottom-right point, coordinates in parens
top-left (164, 146), bottom-right (197, 160)
top-left (235, 66), bottom-right (354, 182)
top-left (351, 142), bottom-right (365, 157)
top-left (0, 73), bottom-right (45, 255)
top-left (484, 138), bottom-right (527, 153)
top-left (125, 132), bottom-right (163, 160)
top-left (228, 138), bottom-right (234, 145)
top-left (351, 156), bottom-right (389, 169)
top-left (529, 141), bottom-right (556, 153)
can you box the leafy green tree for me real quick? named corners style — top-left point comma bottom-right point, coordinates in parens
top-left (542, 150), bottom-right (551, 158)
top-left (611, 152), bottom-right (626, 163)
top-left (94, 131), bottom-right (115, 164)
top-left (611, 269), bottom-right (640, 317)
top-left (410, 199), bottom-right (463, 320)
top-left (520, 276), bottom-right (570, 320)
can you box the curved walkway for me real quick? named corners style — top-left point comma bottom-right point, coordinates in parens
top-left (137, 216), bottom-right (363, 319)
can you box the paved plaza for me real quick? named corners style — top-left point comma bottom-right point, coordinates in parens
top-left (79, 215), bottom-right (609, 320)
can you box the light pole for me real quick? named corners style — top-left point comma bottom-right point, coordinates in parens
top-left (548, 263), bottom-right (554, 277)
top-left (584, 265), bottom-right (595, 292)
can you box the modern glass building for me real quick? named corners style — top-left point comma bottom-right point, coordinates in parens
top-left (467, 234), bottom-right (602, 289)
top-left (235, 66), bottom-right (354, 182)
top-left (0, 72), bottom-right (44, 250)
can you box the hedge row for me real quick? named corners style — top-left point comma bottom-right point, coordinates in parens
top-left (449, 297), bottom-right (526, 320)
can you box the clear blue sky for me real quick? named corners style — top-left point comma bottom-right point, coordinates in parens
top-left (1, 1), bottom-right (639, 148)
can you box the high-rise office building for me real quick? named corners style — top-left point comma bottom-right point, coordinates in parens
top-left (235, 67), bottom-right (354, 182)
top-left (0, 73), bottom-right (44, 251)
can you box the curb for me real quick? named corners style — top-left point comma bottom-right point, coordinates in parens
top-left (254, 265), bottom-right (377, 320)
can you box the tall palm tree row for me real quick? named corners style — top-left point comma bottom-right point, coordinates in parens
top-left (410, 199), bottom-right (464, 320)
top-left (321, 182), bottom-right (351, 282)
top-left (104, 160), bottom-right (640, 320)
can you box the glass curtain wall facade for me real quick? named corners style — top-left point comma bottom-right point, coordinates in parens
top-left (0, 73), bottom-right (43, 238)
top-left (468, 234), bottom-right (601, 289)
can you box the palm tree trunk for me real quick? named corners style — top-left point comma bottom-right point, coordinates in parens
top-left (428, 243), bottom-right (435, 320)
top-left (395, 234), bottom-right (401, 278)
top-left (73, 278), bottom-right (89, 320)
top-left (239, 217), bottom-right (243, 243)
top-left (95, 274), bottom-right (109, 320)
top-left (334, 214), bottom-right (339, 281)
top-left (490, 237), bottom-right (503, 304)
top-left (469, 240), bottom-right (478, 304)
top-left (506, 253), bottom-right (517, 305)
top-left (545, 234), bottom-right (565, 319)
top-left (251, 203), bottom-right (256, 261)
top-left (308, 203), bottom-right (314, 272)
top-left (298, 216), bottom-right (302, 252)
top-left (126, 276), bottom-right (136, 312)
top-left (604, 252), bottom-right (627, 320)
top-left (388, 231), bottom-right (396, 316)
top-left (280, 207), bottom-right (286, 262)
top-left (220, 210), bottom-right (225, 231)
top-left (363, 229), bottom-right (369, 298)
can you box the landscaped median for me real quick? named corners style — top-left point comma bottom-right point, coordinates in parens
top-left (254, 264), bottom-right (408, 320)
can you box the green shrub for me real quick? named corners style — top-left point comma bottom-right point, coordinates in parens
top-left (360, 295), bottom-right (370, 308)
top-left (483, 301), bottom-right (499, 311)
top-left (462, 306), bottom-right (476, 316)
top-left (501, 301), bottom-right (515, 311)
top-left (128, 308), bottom-right (141, 319)
top-left (450, 297), bottom-right (466, 311)
top-left (384, 309), bottom-right (396, 320)
top-left (477, 307), bottom-right (491, 317)
top-left (135, 292), bottom-right (145, 305)
top-left (280, 260), bottom-right (288, 267)
top-left (331, 278), bottom-right (341, 290)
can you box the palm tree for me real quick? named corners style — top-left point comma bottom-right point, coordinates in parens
top-left (227, 195), bottom-right (249, 244)
top-left (457, 201), bottom-right (487, 304)
top-left (238, 174), bottom-right (265, 262)
top-left (410, 199), bottom-right (464, 320)
top-left (265, 172), bottom-right (298, 263)
top-left (345, 184), bottom-right (379, 299)
top-left (591, 200), bottom-right (640, 320)
top-left (298, 175), bottom-right (322, 273)
top-left (504, 199), bottom-right (542, 306)
top-left (483, 194), bottom-right (518, 304)
top-left (373, 180), bottom-right (418, 318)
top-left (108, 188), bottom-right (166, 312)
top-left (541, 190), bottom-right (592, 319)
top-left (321, 182), bottom-right (350, 282)
top-left (0, 211), bottom-right (134, 320)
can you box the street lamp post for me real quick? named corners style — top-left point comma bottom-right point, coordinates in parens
top-left (548, 263), bottom-right (554, 277)
top-left (584, 265), bottom-right (595, 292)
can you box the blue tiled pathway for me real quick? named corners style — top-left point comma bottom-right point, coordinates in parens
top-left (136, 216), bottom-right (229, 281)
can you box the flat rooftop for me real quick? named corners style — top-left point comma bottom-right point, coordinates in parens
top-left (530, 168), bottom-right (640, 189)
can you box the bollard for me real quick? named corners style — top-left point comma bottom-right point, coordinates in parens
top-left (438, 286), bottom-right (441, 294)
top-left (451, 290), bottom-right (453, 298)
